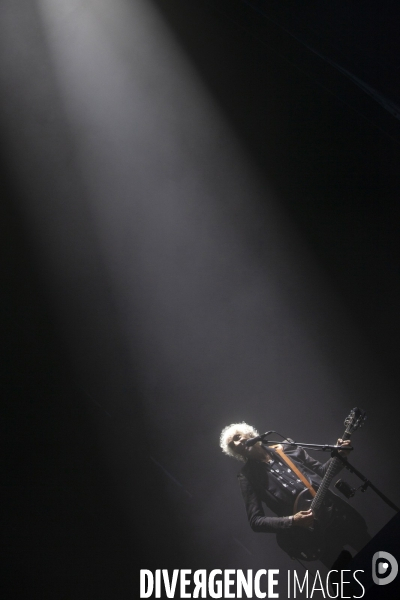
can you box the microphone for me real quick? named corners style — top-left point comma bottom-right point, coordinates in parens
top-left (245, 431), bottom-right (274, 447)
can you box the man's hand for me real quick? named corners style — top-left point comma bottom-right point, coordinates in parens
top-left (293, 509), bottom-right (314, 528)
top-left (336, 438), bottom-right (351, 457)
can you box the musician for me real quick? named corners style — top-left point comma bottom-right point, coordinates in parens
top-left (220, 422), bottom-right (370, 567)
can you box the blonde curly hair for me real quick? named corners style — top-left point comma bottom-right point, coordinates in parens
top-left (219, 422), bottom-right (259, 462)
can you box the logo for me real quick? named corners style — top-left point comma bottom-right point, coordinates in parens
top-left (372, 551), bottom-right (398, 586)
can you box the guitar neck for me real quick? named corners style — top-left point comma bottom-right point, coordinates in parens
top-left (310, 429), bottom-right (351, 513)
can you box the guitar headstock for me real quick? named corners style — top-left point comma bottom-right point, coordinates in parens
top-left (344, 407), bottom-right (367, 435)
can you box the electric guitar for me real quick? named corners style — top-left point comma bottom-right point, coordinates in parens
top-left (276, 407), bottom-right (366, 561)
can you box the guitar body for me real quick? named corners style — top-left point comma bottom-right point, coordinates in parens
top-left (277, 520), bottom-right (327, 562)
top-left (275, 407), bottom-right (366, 562)
top-left (293, 487), bottom-right (335, 526)
top-left (276, 490), bottom-right (336, 561)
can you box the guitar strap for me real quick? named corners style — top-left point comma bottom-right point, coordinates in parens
top-left (271, 444), bottom-right (316, 498)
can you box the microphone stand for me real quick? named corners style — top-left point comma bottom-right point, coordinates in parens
top-left (330, 449), bottom-right (400, 513)
top-left (261, 436), bottom-right (348, 453)
top-left (262, 437), bottom-right (400, 513)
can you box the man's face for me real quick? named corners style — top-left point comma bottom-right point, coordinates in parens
top-left (228, 431), bottom-right (252, 459)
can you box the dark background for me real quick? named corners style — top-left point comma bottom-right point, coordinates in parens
top-left (2, 0), bottom-right (400, 598)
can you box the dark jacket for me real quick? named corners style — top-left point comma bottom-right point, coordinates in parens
top-left (238, 445), bottom-right (332, 533)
